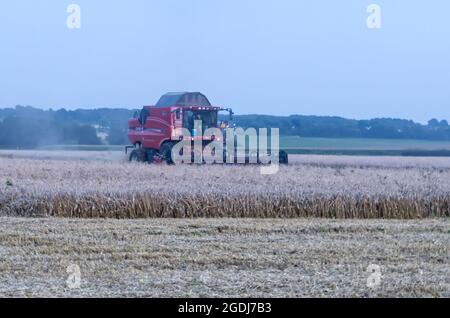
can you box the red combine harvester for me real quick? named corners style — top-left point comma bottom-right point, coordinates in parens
top-left (126, 92), bottom-right (288, 165)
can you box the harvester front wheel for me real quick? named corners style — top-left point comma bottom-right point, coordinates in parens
top-left (160, 143), bottom-right (175, 165)
top-left (279, 150), bottom-right (288, 165)
top-left (129, 149), bottom-right (147, 163)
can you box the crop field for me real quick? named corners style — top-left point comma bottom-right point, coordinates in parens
top-left (1, 151), bottom-right (450, 218)
top-left (0, 151), bottom-right (448, 297)
top-left (280, 136), bottom-right (450, 156)
top-left (5, 135), bottom-right (450, 156)
top-left (282, 136), bottom-right (450, 150)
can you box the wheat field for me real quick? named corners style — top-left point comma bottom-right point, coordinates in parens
top-left (0, 151), bottom-right (449, 297)
top-left (1, 152), bottom-right (450, 218)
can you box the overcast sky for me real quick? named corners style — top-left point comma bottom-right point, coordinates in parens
top-left (0, 1), bottom-right (449, 122)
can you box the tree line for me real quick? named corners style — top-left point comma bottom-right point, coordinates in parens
top-left (231, 115), bottom-right (450, 140)
top-left (0, 105), bottom-right (449, 149)
top-left (0, 106), bottom-right (133, 148)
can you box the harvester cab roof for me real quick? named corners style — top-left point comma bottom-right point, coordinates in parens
top-left (148, 92), bottom-right (234, 121)
top-left (155, 92), bottom-right (212, 108)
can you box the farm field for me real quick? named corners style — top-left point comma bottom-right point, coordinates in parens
top-left (3, 135), bottom-right (450, 157)
top-left (281, 136), bottom-right (450, 151)
top-left (1, 152), bottom-right (450, 218)
top-left (278, 136), bottom-right (450, 156)
top-left (0, 151), bottom-right (448, 297)
top-left (0, 149), bottom-right (125, 162)
top-left (0, 217), bottom-right (448, 297)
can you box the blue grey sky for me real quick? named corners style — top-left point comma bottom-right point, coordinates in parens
top-left (0, 1), bottom-right (449, 122)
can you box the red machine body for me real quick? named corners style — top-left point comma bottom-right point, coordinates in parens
top-left (126, 92), bottom-right (288, 165)
top-left (127, 92), bottom-right (232, 163)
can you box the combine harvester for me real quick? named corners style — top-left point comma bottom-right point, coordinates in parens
top-left (126, 92), bottom-right (288, 165)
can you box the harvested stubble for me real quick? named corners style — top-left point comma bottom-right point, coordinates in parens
top-left (0, 217), bottom-right (448, 297)
top-left (1, 155), bottom-right (450, 219)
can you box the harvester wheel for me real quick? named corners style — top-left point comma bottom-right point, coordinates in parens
top-left (129, 149), bottom-right (147, 163)
top-left (160, 143), bottom-right (175, 165)
top-left (145, 149), bottom-right (158, 164)
top-left (279, 150), bottom-right (288, 165)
